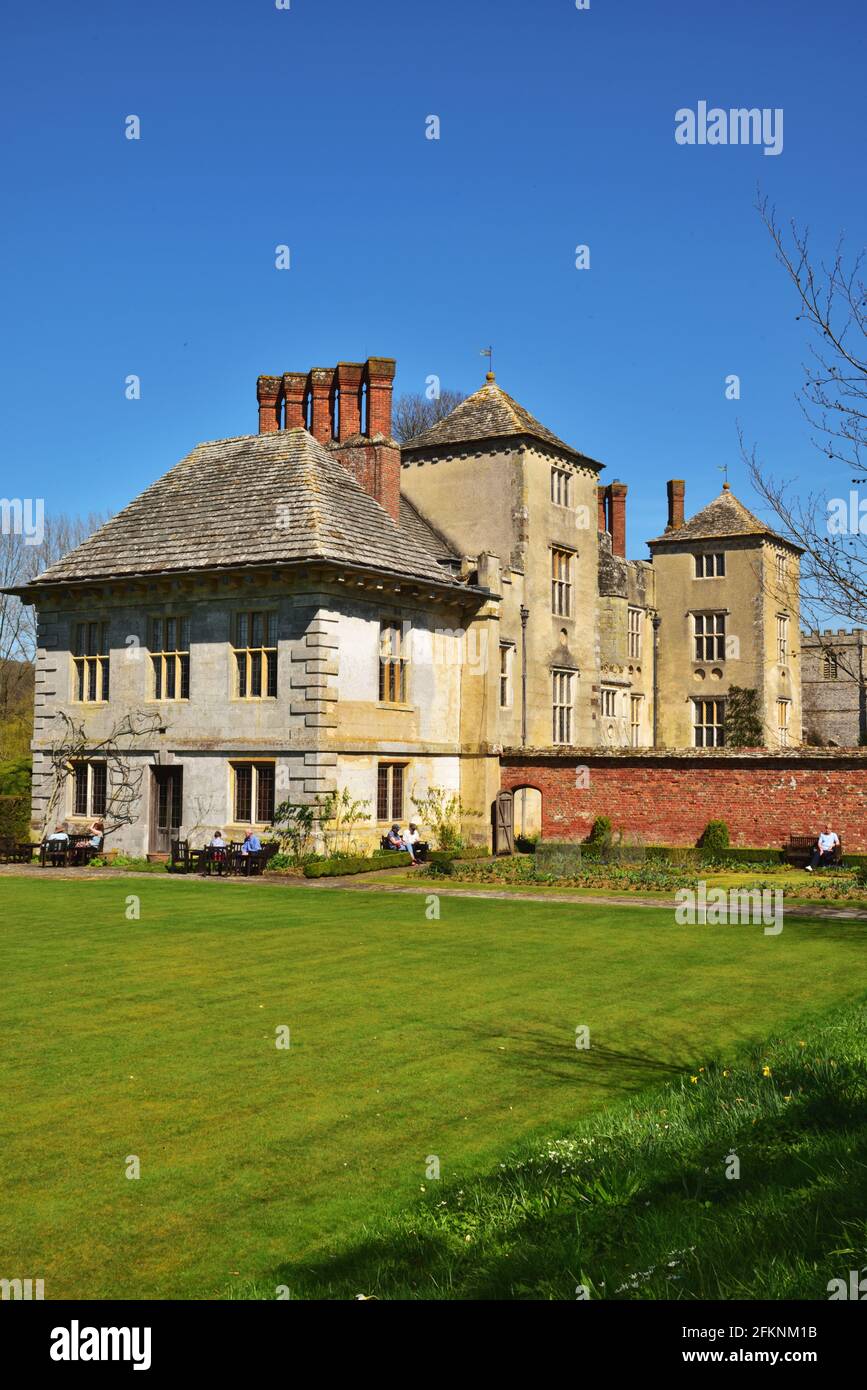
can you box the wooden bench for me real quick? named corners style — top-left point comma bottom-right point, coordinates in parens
top-left (379, 835), bottom-right (429, 862)
top-left (785, 835), bottom-right (843, 868)
top-left (39, 835), bottom-right (100, 867)
top-left (0, 838), bottom-right (36, 864)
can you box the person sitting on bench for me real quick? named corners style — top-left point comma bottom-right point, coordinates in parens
top-left (386, 823), bottom-right (415, 860)
top-left (87, 819), bottom-right (105, 851)
top-left (806, 825), bottom-right (840, 871)
top-left (46, 824), bottom-right (69, 845)
top-left (403, 823), bottom-right (421, 865)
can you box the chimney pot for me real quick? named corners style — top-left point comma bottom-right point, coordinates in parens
top-left (365, 357), bottom-right (396, 438)
top-left (281, 372), bottom-right (307, 430)
top-left (256, 376), bottom-right (282, 434)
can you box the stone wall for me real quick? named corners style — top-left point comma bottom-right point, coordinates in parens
top-left (500, 747), bottom-right (867, 850)
top-left (801, 628), bottom-right (867, 747)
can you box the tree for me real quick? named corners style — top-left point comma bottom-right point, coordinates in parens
top-left (723, 686), bottom-right (763, 748)
top-left (1, 511), bottom-right (109, 755)
top-left (392, 389), bottom-right (465, 443)
top-left (42, 709), bottom-right (165, 839)
top-left (742, 198), bottom-right (867, 680)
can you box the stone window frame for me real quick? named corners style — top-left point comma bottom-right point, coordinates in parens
top-left (693, 697), bottom-right (725, 748)
top-left (693, 611), bottom-right (726, 662)
top-left (600, 686), bottom-right (618, 719)
top-left (72, 619), bottom-right (110, 704)
top-left (71, 760), bottom-right (108, 819)
top-left (776, 698), bottom-right (791, 747)
top-left (230, 760), bottom-right (276, 825)
top-left (552, 667), bottom-right (575, 745)
top-left (376, 762), bottom-right (407, 823)
top-left (550, 465), bottom-right (572, 508)
top-left (627, 606), bottom-right (642, 659)
top-left (629, 694), bottom-right (643, 747)
top-left (148, 615), bottom-right (191, 702)
top-left (822, 651), bottom-right (838, 680)
top-left (232, 611), bottom-right (278, 701)
top-left (776, 613), bottom-right (789, 666)
top-left (499, 641), bottom-right (515, 709)
top-left (694, 552), bottom-right (726, 579)
top-left (378, 619), bottom-right (409, 704)
top-left (551, 546), bottom-right (574, 618)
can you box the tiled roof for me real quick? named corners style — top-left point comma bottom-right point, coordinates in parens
top-left (647, 487), bottom-right (802, 550)
top-left (401, 375), bottom-right (603, 467)
top-left (25, 429), bottom-right (465, 590)
top-left (399, 496), bottom-right (461, 565)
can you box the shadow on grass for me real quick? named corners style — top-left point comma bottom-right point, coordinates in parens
top-left (441, 1018), bottom-right (722, 1093)
top-left (267, 1028), bottom-right (867, 1301)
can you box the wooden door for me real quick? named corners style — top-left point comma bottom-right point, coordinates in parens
top-left (150, 767), bottom-right (182, 855)
top-left (493, 790), bottom-right (514, 855)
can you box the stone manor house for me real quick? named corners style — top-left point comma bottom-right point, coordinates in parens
top-left (11, 354), bottom-right (808, 855)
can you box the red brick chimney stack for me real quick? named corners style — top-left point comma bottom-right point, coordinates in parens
top-left (608, 481), bottom-right (627, 558)
top-left (666, 479), bottom-right (685, 531)
top-left (365, 357), bottom-right (396, 437)
top-left (309, 368), bottom-right (335, 443)
top-left (597, 485), bottom-right (608, 534)
top-left (256, 376), bottom-right (282, 434)
top-left (336, 362), bottom-right (364, 440)
top-left (256, 355), bottom-right (401, 523)
top-left (282, 372), bottom-right (307, 430)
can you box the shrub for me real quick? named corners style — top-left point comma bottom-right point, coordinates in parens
top-left (267, 852), bottom-right (317, 871)
top-left (0, 794), bottom-right (29, 840)
top-left (699, 820), bottom-right (730, 857)
top-left (584, 816), bottom-right (613, 855)
top-left (427, 857), bottom-right (456, 877)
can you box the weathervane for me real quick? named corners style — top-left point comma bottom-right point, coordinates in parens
top-left (480, 345), bottom-right (493, 376)
top-left (718, 462), bottom-right (729, 487)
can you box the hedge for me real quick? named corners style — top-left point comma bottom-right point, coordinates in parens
top-left (303, 852), bottom-right (408, 878)
top-left (717, 847), bottom-right (784, 866)
top-left (428, 847), bottom-right (491, 866)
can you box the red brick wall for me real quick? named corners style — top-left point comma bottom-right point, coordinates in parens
top-left (501, 751), bottom-right (867, 850)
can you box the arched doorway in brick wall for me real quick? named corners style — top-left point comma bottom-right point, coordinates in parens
top-left (512, 785), bottom-right (542, 839)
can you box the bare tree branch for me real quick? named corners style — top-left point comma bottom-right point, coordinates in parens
top-left (392, 389), bottom-right (465, 443)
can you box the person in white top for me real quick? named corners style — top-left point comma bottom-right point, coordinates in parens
top-left (402, 823), bottom-right (421, 865)
top-left (806, 825), bottom-right (840, 871)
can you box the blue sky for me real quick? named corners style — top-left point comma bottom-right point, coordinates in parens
top-left (1, 0), bottom-right (865, 556)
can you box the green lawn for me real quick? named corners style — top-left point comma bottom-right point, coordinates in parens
top-left (2, 875), bottom-right (867, 1299)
